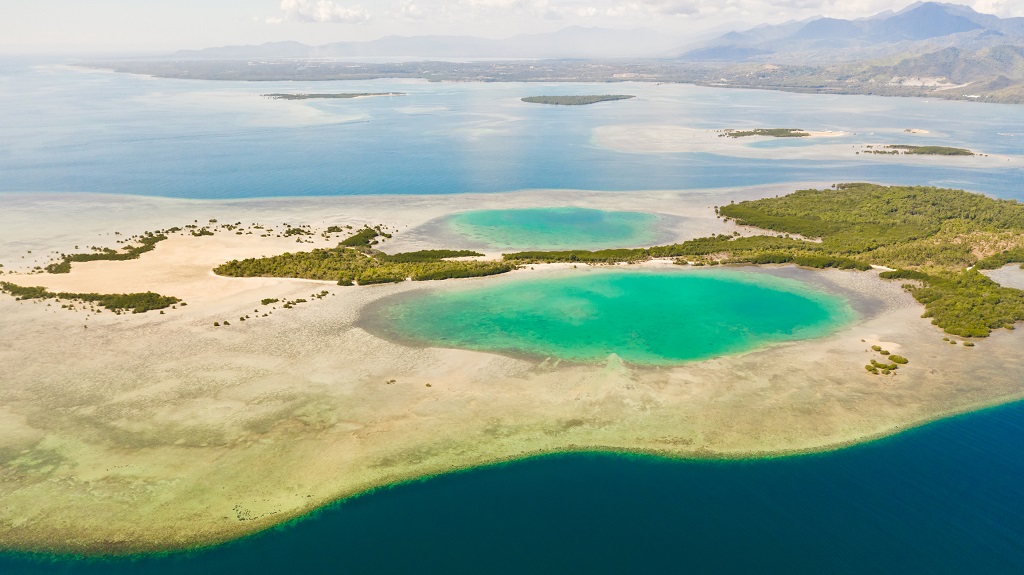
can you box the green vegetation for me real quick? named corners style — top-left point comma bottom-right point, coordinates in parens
top-left (260, 298), bottom-right (279, 305)
top-left (263, 93), bottom-right (405, 100)
top-left (377, 250), bottom-right (483, 263)
top-left (0, 281), bottom-right (180, 314)
top-left (722, 128), bottom-right (809, 138)
top-left (879, 269), bottom-right (1024, 337)
top-left (890, 355), bottom-right (909, 364)
top-left (521, 95), bottom-right (635, 106)
top-left (870, 359), bottom-right (898, 371)
top-left (505, 236), bottom-right (870, 270)
top-left (717, 184), bottom-right (1024, 267)
top-left (215, 244), bottom-right (510, 286)
top-left (45, 233), bottom-right (167, 274)
top-left (885, 145), bottom-right (974, 156)
top-left (505, 248), bottom-right (648, 264)
top-left (340, 226), bottom-right (390, 247)
top-left (976, 246), bottom-right (1024, 270)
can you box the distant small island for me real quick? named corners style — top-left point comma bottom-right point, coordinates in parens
top-left (722, 128), bottom-right (809, 138)
top-left (263, 93), bottom-right (406, 100)
top-left (865, 144), bottom-right (975, 156)
top-left (521, 95), bottom-right (635, 106)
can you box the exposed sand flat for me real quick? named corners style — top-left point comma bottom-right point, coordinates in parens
top-left (592, 124), bottom-right (1024, 167)
top-left (1, 189), bottom-right (1022, 554)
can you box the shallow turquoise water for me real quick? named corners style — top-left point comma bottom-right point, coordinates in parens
top-left (372, 270), bottom-right (854, 364)
top-left (446, 207), bottom-right (661, 250)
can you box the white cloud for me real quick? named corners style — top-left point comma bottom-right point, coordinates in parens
top-left (398, 1), bottom-right (427, 19)
top-left (275, 0), bottom-right (371, 24)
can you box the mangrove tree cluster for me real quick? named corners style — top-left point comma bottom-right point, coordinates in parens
top-left (0, 281), bottom-right (181, 314)
top-left (45, 232), bottom-right (168, 274)
top-left (215, 228), bottom-right (510, 285)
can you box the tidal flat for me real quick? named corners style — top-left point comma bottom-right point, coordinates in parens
top-left (1, 187), bottom-right (1022, 554)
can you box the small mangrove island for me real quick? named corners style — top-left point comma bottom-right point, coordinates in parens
top-left (263, 92), bottom-right (406, 100)
top-left (722, 128), bottom-right (810, 138)
top-left (863, 144), bottom-right (976, 156)
top-left (521, 95), bottom-right (635, 105)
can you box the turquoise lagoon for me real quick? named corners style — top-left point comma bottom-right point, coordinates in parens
top-left (2, 59), bottom-right (1024, 572)
top-left (369, 269), bottom-right (854, 364)
top-left (445, 207), bottom-right (663, 250)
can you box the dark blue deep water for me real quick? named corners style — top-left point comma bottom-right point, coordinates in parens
top-left (5, 400), bottom-right (1024, 574)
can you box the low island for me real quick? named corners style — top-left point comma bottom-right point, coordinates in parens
top-left (521, 95), bottom-right (635, 105)
top-left (263, 92), bottom-right (406, 100)
top-left (862, 144), bottom-right (976, 156)
top-left (721, 128), bottom-right (810, 138)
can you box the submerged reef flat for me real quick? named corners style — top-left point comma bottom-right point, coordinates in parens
top-left (593, 124), bottom-right (1023, 167)
top-left (0, 186), bottom-right (1022, 554)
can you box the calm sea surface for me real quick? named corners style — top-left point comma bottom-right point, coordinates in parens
top-left (2, 60), bottom-right (1024, 572)
top-left (0, 62), bottom-right (1022, 200)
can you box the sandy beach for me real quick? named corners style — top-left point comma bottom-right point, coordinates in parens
top-left (1, 188), bottom-right (1023, 554)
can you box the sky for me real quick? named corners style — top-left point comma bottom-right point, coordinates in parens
top-left (1, 0), bottom-right (1022, 54)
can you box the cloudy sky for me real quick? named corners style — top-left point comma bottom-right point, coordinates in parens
top-left (2, 0), bottom-right (1022, 53)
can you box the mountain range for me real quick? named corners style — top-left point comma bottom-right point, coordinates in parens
top-left (681, 2), bottom-right (1024, 63)
top-left (174, 3), bottom-right (1022, 65)
top-left (97, 2), bottom-right (1024, 104)
top-left (173, 27), bottom-right (685, 60)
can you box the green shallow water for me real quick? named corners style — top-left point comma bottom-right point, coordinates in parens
top-left (372, 269), bottom-right (855, 365)
top-left (446, 207), bottom-right (662, 250)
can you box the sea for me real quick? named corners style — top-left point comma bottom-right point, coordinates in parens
top-left (1, 59), bottom-right (1023, 573)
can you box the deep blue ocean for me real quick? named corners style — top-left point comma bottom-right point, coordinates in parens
top-left (3, 401), bottom-right (1024, 574)
top-left (2, 60), bottom-right (1024, 572)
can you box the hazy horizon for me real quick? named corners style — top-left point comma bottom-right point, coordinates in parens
top-left (4, 0), bottom-right (1023, 55)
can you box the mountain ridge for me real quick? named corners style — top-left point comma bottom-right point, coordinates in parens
top-left (680, 2), bottom-right (1024, 63)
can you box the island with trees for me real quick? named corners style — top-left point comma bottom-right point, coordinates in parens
top-left (721, 128), bottom-right (810, 138)
top-left (263, 93), bottom-right (406, 100)
top-left (866, 144), bottom-right (976, 156)
top-left (521, 95), bottom-right (635, 105)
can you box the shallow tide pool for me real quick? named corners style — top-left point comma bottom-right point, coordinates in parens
top-left (445, 207), bottom-right (663, 250)
top-left (367, 269), bottom-right (854, 364)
